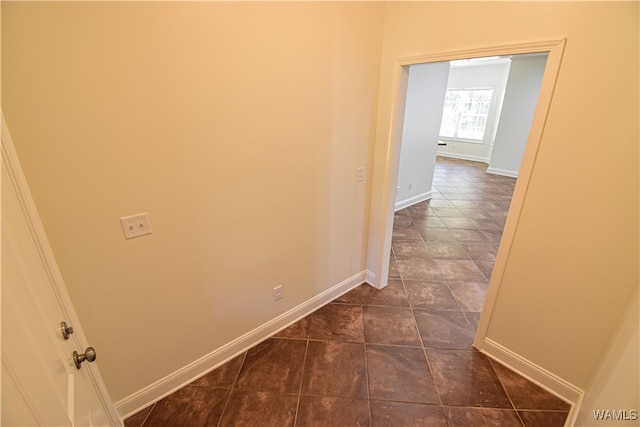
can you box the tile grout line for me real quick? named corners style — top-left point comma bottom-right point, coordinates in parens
top-left (487, 357), bottom-right (527, 427)
top-left (136, 402), bottom-right (156, 427)
top-left (291, 336), bottom-right (310, 427)
top-left (215, 351), bottom-right (248, 427)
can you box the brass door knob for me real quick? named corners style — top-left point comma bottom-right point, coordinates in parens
top-left (73, 347), bottom-right (97, 369)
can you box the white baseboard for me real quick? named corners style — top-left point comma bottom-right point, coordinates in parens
top-left (486, 166), bottom-right (519, 178)
top-left (479, 338), bottom-right (583, 426)
top-left (436, 151), bottom-right (490, 164)
top-left (365, 270), bottom-right (376, 287)
top-left (115, 271), bottom-right (367, 419)
top-left (395, 191), bottom-right (432, 211)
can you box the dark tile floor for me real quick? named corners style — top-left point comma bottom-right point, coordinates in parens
top-left (124, 157), bottom-right (571, 427)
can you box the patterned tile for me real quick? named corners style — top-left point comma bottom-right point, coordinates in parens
top-left (367, 345), bottom-right (439, 403)
top-left (361, 279), bottom-right (409, 307)
top-left (370, 402), bottom-right (448, 427)
top-left (308, 303), bottom-right (364, 343)
top-left (296, 396), bottom-right (370, 427)
top-left (142, 386), bottom-right (229, 427)
top-left (427, 349), bottom-right (512, 408)
top-left (363, 305), bottom-right (421, 346)
top-left (235, 339), bottom-right (306, 393)
top-left (301, 341), bottom-right (367, 398)
top-left (219, 390), bottom-right (297, 427)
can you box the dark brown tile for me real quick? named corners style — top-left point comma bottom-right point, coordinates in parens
top-left (370, 402), bottom-right (448, 427)
top-left (427, 243), bottom-right (470, 260)
top-left (448, 282), bottom-right (489, 312)
top-left (471, 218), bottom-right (504, 231)
top-left (308, 303), bottom-right (364, 343)
top-left (411, 216), bottom-right (447, 228)
top-left (461, 243), bottom-right (498, 262)
top-left (463, 311), bottom-right (482, 331)
top-left (235, 338), bottom-right (306, 393)
top-left (219, 390), bottom-right (297, 427)
top-left (392, 227), bottom-right (423, 241)
top-left (491, 362), bottom-right (571, 411)
top-left (393, 213), bottom-right (414, 228)
top-left (274, 317), bottom-right (311, 339)
top-left (301, 341), bottom-right (367, 398)
top-left (426, 198), bottom-right (455, 208)
top-left (296, 396), bottom-right (370, 427)
top-left (481, 230), bottom-right (504, 244)
top-left (449, 229), bottom-right (489, 243)
top-left (443, 407), bottom-right (523, 427)
top-left (450, 200), bottom-right (479, 209)
top-left (418, 228), bottom-right (456, 243)
top-left (143, 386), bottom-right (229, 427)
top-left (367, 345), bottom-right (439, 404)
top-left (407, 204), bottom-right (435, 218)
top-left (475, 261), bottom-right (495, 280)
top-left (388, 259), bottom-right (401, 279)
top-left (124, 404), bottom-right (154, 427)
top-left (443, 193), bottom-right (471, 201)
top-left (518, 410), bottom-right (569, 427)
top-left (191, 353), bottom-right (245, 388)
top-left (363, 306), bottom-right (422, 346)
top-left (435, 260), bottom-right (488, 283)
top-left (432, 207), bottom-right (465, 217)
top-left (392, 241), bottom-right (432, 260)
top-left (458, 208), bottom-right (495, 220)
top-left (395, 258), bottom-right (444, 281)
top-left (441, 217), bottom-right (478, 229)
top-left (361, 279), bottom-right (409, 307)
top-left (427, 349), bottom-right (512, 408)
top-left (414, 309), bottom-right (476, 349)
top-left (404, 280), bottom-right (459, 310)
top-left (334, 285), bottom-right (363, 304)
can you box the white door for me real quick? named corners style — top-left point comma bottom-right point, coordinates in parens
top-left (1, 117), bottom-right (121, 426)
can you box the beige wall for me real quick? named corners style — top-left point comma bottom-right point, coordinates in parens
top-left (3, 0), bottom-right (639, 410)
top-left (2, 2), bottom-right (383, 401)
top-left (373, 1), bottom-right (638, 391)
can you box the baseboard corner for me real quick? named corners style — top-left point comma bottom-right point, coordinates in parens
top-left (480, 337), bottom-right (583, 409)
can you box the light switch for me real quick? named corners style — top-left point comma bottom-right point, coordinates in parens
top-left (357, 167), bottom-right (365, 182)
top-left (120, 213), bottom-right (152, 240)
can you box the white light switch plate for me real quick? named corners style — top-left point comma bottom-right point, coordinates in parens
top-left (120, 213), bottom-right (152, 240)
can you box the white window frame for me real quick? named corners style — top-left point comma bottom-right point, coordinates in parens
top-left (439, 87), bottom-right (494, 143)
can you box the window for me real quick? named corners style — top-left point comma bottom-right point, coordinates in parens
top-left (439, 88), bottom-right (494, 141)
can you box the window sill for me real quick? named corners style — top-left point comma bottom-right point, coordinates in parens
top-left (438, 137), bottom-right (485, 145)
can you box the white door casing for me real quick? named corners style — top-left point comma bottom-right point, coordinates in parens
top-left (1, 115), bottom-right (122, 426)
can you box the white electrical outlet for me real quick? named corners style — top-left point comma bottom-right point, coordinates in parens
top-left (120, 213), bottom-right (152, 240)
top-left (273, 285), bottom-right (283, 302)
top-left (408, 183), bottom-right (413, 190)
top-left (357, 167), bottom-right (365, 182)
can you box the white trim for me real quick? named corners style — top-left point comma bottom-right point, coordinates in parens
top-left (479, 338), bottom-right (583, 427)
top-left (473, 39), bottom-right (567, 348)
top-left (435, 152), bottom-right (490, 164)
top-left (394, 190), bottom-right (432, 211)
top-left (486, 166), bottom-right (519, 178)
top-left (365, 270), bottom-right (378, 288)
top-left (115, 271), bottom-right (367, 419)
top-left (1, 115), bottom-right (123, 427)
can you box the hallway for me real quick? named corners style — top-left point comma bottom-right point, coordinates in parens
top-left (124, 157), bottom-right (571, 427)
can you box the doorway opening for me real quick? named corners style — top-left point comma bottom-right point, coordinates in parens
top-left (368, 39), bottom-right (566, 350)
